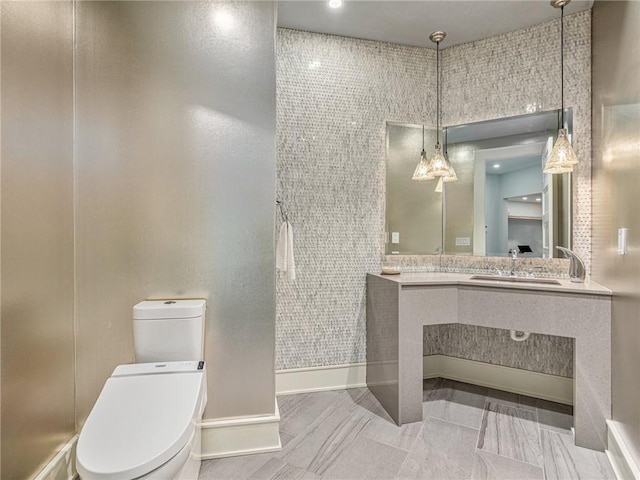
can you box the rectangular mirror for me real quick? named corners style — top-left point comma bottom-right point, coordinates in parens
top-left (386, 123), bottom-right (442, 255)
top-left (385, 109), bottom-right (572, 258)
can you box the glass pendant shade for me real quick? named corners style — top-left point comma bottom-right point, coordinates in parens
top-left (443, 163), bottom-right (458, 182)
top-left (543, 129), bottom-right (578, 174)
top-left (426, 144), bottom-right (451, 177)
top-left (435, 177), bottom-right (443, 193)
top-left (412, 150), bottom-right (434, 180)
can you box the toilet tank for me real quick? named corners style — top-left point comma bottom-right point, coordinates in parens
top-left (133, 299), bottom-right (206, 363)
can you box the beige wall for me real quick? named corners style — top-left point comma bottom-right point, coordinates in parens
top-left (74, 1), bottom-right (277, 424)
top-left (591, 0), bottom-right (640, 467)
top-left (0, 2), bottom-right (75, 478)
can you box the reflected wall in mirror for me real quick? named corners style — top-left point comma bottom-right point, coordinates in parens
top-left (385, 123), bottom-right (441, 255)
top-left (385, 109), bottom-right (572, 258)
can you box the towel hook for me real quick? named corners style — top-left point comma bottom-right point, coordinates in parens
top-left (276, 200), bottom-right (289, 223)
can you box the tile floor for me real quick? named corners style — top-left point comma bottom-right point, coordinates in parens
top-left (199, 378), bottom-right (615, 480)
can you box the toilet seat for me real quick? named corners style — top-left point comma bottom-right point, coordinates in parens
top-left (77, 362), bottom-right (206, 480)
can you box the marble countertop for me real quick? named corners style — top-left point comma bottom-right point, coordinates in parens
top-left (368, 272), bottom-right (612, 296)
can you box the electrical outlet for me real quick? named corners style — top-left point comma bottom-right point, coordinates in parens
top-left (455, 237), bottom-right (471, 246)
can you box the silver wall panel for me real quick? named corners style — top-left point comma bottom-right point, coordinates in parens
top-left (592, 0), bottom-right (640, 467)
top-left (0, 2), bottom-right (75, 478)
top-left (75, 1), bottom-right (276, 423)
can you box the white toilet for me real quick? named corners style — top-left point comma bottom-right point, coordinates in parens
top-left (77, 299), bottom-right (207, 480)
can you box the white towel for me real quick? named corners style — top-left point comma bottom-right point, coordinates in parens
top-left (276, 221), bottom-right (296, 280)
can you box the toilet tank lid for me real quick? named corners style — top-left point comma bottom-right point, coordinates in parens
top-left (133, 299), bottom-right (205, 320)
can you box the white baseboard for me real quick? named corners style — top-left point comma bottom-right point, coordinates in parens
top-left (275, 357), bottom-right (573, 405)
top-left (606, 420), bottom-right (640, 480)
top-left (33, 435), bottom-right (78, 480)
top-left (424, 355), bottom-right (573, 405)
top-left (276, 363), bottom-right (367, 395)
top-left (200, 401), bottom-right (282, 460)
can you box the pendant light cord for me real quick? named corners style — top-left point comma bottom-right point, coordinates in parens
top-left (560, 5), bottom-right (564, 129)
top-left (422, 124), bottom-right (425, 151)
top-left (436, 40), bottom-right (440, 146)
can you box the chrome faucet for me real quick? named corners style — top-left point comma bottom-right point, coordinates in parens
top-left (509, 249), bottom-right (518, 276)
top-left (556, 246), bottom-right (586, 283)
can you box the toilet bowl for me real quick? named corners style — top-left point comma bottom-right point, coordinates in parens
top-left (77, 361), bottom-right (207, 480)
top-left (77, 299), bottom-right (207, 480)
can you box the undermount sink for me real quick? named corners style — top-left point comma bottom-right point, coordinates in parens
top-left (469, 275), bottom-right (561, 285)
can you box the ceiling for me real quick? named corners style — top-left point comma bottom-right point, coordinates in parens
top-left (487, 155), bottom-right (542, 176)
top-left (447, 109), bottom-right (560, 144)
top-left (277, 1), bottom-right (594, 49)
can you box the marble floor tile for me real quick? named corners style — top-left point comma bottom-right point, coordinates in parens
top-left (247, 458), bottom-right (319, 480)
top-left (337, 387), bottom-right (394, 422)
top-left (470, 450), bottom-right (544, 480)
top-left (279, 432), bottom-right (295, 448)
top-left (395, 417), bottom-right (479, 480)
top-left (423, 379), bottom-right (488, 429)
top-left (477, 401), bottom-right (543, 467)
top-left (536, 398), bottom-right (574, 435)
top-left (360, 414), bottom-right (423, 451)
top-left (486, 388), bottom-right (537, 412)
top-left (200, 382), bottom-right (615, 480)
top-left (321, 436), bottom-right (408, 480)
top-left (200, 452), bottom-right (276, 480)
top-left (277, 390), bottom-right (344, 436)
top-left (278, 406), bottom-right (370, 476)
top-left (541, 429), bottom-right (616, 480)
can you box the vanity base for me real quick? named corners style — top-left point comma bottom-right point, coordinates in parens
top-left (366, 273), bottom-right (611, 451)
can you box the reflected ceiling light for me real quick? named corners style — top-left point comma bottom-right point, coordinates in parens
top-left (328, 0), bottom-right (343, 8)
top-left (522, 197), bottom-right (528, 200)
top-left (543, 0), bottom-right (579, 175)
top-left (493, 164), bottom-right (501, 169)
top-left (212, 8), bottom-right (235, 31)
top-left (536, 198), bottom-right (542, 202)
top-left (426, 31), bottom-right (455, 179)
top-left (412, 125), bottom-right (433, 181)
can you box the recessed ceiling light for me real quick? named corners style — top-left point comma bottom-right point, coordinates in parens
top-left (522, 197), bottom-right (528, 200)
top-left (536, 198), bottom-right (541, 202)
top-left (493, 164), bottom-right (500, 169)
top-left (328, 0), bottom-right (343, 8)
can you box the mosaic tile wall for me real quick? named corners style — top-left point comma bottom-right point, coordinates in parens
top-left (442, 10), bottom-right (592, 273)
top-left (424, 325), bottom-right (574, 378)
top-left (276, 29), bottom-right (436, 370)
top-left (276, 10), bottom-right (591, 372)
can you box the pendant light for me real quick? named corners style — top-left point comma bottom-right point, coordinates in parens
top-left (426, 31), bottom-right (453, 178)
top-left (543, 0), bottom-right (579, 174)
top-left (412, 125), bottom-right (433, 180)
top-left (442, 127), bottom-right (457, 183)
top-left (435, 127), bottom-right (456, 192)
